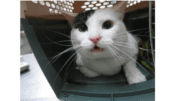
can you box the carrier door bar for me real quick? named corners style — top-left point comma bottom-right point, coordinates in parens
top-left (149, 1), bottom-right (155, 64)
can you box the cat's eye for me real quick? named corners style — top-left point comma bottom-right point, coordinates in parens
top-left (79, 24), bottom-right (88, 32)
top-left (102, 20), bottom-right (113, 29)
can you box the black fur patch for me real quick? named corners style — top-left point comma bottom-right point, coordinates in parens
top-left (73, 10), bottom-right (95, 29)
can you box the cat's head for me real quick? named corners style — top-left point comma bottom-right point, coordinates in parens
top-left (63, 1), bottom-right (128, 59)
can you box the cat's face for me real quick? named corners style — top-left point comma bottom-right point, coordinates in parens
top-left (71, 9), bottom-right (127, 59)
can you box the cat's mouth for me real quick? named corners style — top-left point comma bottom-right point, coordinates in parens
top-left (91, 45), bottom-right (104, 53)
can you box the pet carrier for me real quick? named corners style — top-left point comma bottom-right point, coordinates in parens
top-left (21, 1), bottom-right (155, 101)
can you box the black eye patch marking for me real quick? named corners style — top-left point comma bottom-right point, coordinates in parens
top-left (73, 10), bottom-right (95, 32)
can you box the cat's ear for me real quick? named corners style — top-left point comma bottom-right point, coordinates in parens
top-left (62, 12), bottom-right (78, 26)
top-left (110, 1), bottom-right (128, 19)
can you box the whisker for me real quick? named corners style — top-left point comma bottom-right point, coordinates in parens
top-left (127, 28), bottom-right (149, 33)
top-left (133, 30), bottom-right (149, 36)
top-left (110, 45), bottom-right (153, 77)
top-left (63, 55), bottom-right (77, 78)
top-left (113, 35), bottom-right (128, 39)
top-left (108, 46), bottom-right (123, 60)
top-left (133, 30), bottom-right (145, 36)
top-left (43, 52), bottom-right (63, 71)
top-left (113, 42), bottom-right (155, 53)
top-left (107, 46), bottom-right (119, 63)
top-left (109, 45), bottom-right (126, 64)
top-left (43, 46), bottom-right (80, 71)
top-left (112, 32), bottom-right (127, 37)
top-left (44, 29), bottom-right (78, 40)
top-left (134, 35), bottom-right (155, 39)
top-left (113, 37), bottom-right (128, 41)
top-left (53, 48), bottom-right (82, 89)
top-left (41, 29), bottom-right (73, 47)
top-left (40, 40), bottom-right (77, 44)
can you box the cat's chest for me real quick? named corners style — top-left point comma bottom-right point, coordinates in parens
top-left (81, 57), bottom-right (124, 75)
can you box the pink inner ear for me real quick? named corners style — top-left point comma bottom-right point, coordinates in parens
top-left (112, 1), bottom-right (127, 16)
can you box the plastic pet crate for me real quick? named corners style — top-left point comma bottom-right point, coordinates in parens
top-left (21, 1), bottom-right (155, 101)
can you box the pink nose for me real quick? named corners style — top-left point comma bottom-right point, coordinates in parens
top-left (90, 36), bottom-right (101, 44)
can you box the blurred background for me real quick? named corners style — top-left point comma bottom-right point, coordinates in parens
top-left (20, 24), bottom-right (33, 55)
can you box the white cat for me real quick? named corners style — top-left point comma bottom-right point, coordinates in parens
top-left (63, 1), bottom-right (146, 85)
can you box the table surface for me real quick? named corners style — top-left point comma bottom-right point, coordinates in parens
top-left (20, 53), bottom-right (61, 101)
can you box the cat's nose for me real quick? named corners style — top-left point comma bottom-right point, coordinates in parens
top-left (90, 36), bottom-right (101, 44)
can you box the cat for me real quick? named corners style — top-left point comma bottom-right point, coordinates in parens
top-left (63, 1), bottom-right (146, 85)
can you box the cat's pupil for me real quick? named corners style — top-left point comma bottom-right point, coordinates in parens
top-left (79, 24), bottom-right (87, 32)
top-left (102, 20), bottom-right (112, 29)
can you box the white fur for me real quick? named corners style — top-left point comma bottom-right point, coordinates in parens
top-left (71, 9), bottom-right (146, 84)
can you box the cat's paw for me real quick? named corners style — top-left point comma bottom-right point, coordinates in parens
top-left (127, 74), bottom-right (147, 85)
